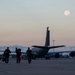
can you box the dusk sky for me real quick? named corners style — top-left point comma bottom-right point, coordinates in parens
top-left (0, 0), bottom-right (75, 46)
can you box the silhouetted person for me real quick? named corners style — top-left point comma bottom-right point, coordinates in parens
top-left (3, 47), bottom-right (11, 63)
top-left (15, 48), bottom-right (21, 63)
top-left (26, 47), bottom-right (32, 64)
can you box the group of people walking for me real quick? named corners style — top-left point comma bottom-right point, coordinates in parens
top-left (2, 47), bottom-right (32, 64)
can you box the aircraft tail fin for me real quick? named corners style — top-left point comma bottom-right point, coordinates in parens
top-left (45, 27), bottom-right (50, 46)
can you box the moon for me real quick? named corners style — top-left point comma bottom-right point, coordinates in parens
top-left (64, 10), bottom-right (70, 16)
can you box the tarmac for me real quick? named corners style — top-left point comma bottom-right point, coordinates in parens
top-left (0, 58), bottom-right (75, 75)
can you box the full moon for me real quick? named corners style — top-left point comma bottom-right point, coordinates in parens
top-left (64, 10), bottom-right (70, 16)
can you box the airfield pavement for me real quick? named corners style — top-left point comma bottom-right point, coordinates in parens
top-left (0, 58), bottom-right (75, 75)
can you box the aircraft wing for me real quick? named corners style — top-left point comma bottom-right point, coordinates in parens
top-left (32, 46), bottom-right (49, 49)
top-left (32, 45), bottom-right (65, 49)
top-left (49, 45), bottom-right (65, 49)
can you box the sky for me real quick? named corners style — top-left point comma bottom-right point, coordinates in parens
top-left (0, 0), bottom-right (75, 46)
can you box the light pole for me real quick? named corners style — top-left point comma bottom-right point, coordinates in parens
top-left (53, 40), bottom-right (55, 52)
